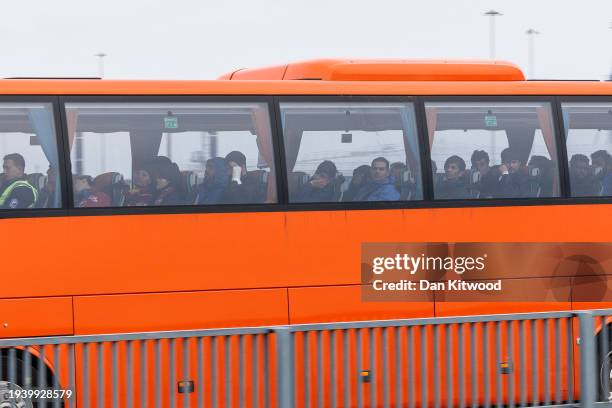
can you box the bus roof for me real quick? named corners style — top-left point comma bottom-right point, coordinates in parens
top-left (219, 59), bottom-right (527, 81)
top-left (0, 58), bottom-right (611, 95)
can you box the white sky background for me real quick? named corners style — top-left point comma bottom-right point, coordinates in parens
top-left (1, 0), bottom-right (611, 80)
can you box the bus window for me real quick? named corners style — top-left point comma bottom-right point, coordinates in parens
top-left (66, 102), bottom-right (277, 208)
top-left (562, 102), bottom-right (612, 198)
top-left (280, 102), bottom-right (423, 203)
top-left (425, 101), bottom-right (560, 200)
top-left (0, 103), bottom-right (60, 210)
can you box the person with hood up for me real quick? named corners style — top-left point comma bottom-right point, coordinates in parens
top-left (293, 160), bottom-right (338, 203)
top-left (197, 157), bottom-right (229, 204)
top-left (342, 164), bottom-right (371, 202)
top-left (353, 157), bottom-right (400, 201)
top-left (153, 161), bottom-right (184, 206)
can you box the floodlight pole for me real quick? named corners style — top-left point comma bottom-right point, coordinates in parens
top-left (95, 53), bottom-right (107, 172)
top-left (609, 21), bottom-right (612, 80)
top-left (95, 53), bottom-right (107, 78)
top-left (526, 29), bottom-right (540, 79)
top-left (484, 10), bottom-right (503, 59)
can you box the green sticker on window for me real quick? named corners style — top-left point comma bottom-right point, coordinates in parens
top-left (164, 116), bottom-right (178, 129)
top-left (484, 115), bottom-right (497, 127)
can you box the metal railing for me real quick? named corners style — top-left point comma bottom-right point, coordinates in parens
top-left (0, 309), bottom-right (611, 407)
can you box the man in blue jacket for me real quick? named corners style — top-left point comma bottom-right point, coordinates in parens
top-left (353, 157), bottom-right (400, 201)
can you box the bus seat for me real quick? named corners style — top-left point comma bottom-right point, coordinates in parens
top-left (287, 171), bottom-right (309, 200)
top-left (246, 170), bottom-right (269, 203)
top-left (27, 173), bottom-right (47, 208)
top-left (27, 173), bottom-right (47, 192)
top-left (527, 166), bottom-right (542, 197)
top-left (466, 169), bottom-right (481, 198)
top-left (330, 173), bottom-right (346, 202)
top-left (399, 169), bottom-right (416, 200)
top-left (181, 171), bottom-right (199, 204)
top-left (95, 172), bottom-right (128, 206)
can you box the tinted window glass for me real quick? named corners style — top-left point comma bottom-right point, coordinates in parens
top-left (280, 102), bottom-right (423, 203)
top-left (0, 103), bottom-right (60, 209)
top-left (425, 101), bottom-right (560, 200)
top-left (66, 102), bottom-right (277, 207)
top-left (562, 102), bottom-right (612, 197)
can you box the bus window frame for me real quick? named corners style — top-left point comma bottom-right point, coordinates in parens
top-left (420, 95), bottom-right (570, 202)
top-left (57, 95), bottom-right (285, 215)
top-left (0, 94), bottom-right (611, 219)
top-left (0, 95), bottom-right (69, 219)
top-left (276, 95), bottom-right (427, 209)
top-left (557, 95), bottom-right (612, 198)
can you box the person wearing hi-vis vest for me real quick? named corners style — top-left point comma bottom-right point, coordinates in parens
top-left (0, 153), bottom-right (38, 209)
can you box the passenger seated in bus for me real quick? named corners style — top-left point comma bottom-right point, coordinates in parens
top-left (528, 155), bottom-right (554, 197)
top-left (73, 175), bottom-right (93, 206)
top-left (125, 163), bottom-right (155, 206)
top-left (569, 154), bottom-right (600, 197)
top-left (224, 151), bottom-right (260, 204)
top-left (436, 155), bottom-right (470, 200)
top-left (75, 174), bottom-right (111, 207)
top-left (153, 161), bottom-right (184, 206)
top-left (342, 165), bottom-right (371, 202)
top-left (0, 153), bottom-right (38, 209)
top-left (470, 150), bottom-right (500, 198)
top-left (353, 157), bottom-right (400, 201)
top-left (498, 148), bottom-right (529, 198)
top-left (294, 160), bottom-right (338, 202)
top-left (591, 150), bottom-right (612, 195)
top-left (197, 157), bottom-right (229, 205)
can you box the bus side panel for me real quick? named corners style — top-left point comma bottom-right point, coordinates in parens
top-left (63, 212), bottom-right (289, 295)
top-left (72, 289), bottom-right (288, 407)
top-left (0, 217), bottom-right (70, 299)
top-left (0, 297), bottom-right (73, 337)
top-left (73, 288), bottom-right (289, 335)
top-left (289, 285), bottom-right (433, 408)
top-left (288, 285), bottom-right (434, 324)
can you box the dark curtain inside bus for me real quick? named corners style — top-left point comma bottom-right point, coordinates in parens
top-left (284, 125), bottom-right (303, 172)
top-left (28, 108), bottom-right (61, 207)
top-left (130, 130), bottom-right (163, 176)
top-left (505, 127), bottom-right (535, 165)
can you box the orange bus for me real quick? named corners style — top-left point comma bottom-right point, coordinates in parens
top-left (0, 59), bottom-right (611, 405)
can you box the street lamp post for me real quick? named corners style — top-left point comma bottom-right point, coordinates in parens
top-left (95, 53), bottom-right (107, 172)
top-left (609, 21), bottom-right (612, 80)
top-left (484, 10), bottom-right (503, 59)
top-left (95, 53), bottom-right (107, 78)
top-left (526, 29), bottom-right (540, 79)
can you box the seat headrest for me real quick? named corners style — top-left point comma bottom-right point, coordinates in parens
top-left (529, 167), bottom-right (541, 177)
top-left (27, 173), bottom-right (47, 190)
top-left (247, 170), bottom-right (269, 184)
top-left (401, 169), bottom-right (414, 184)
top-left (111, 173), bottom-right (124, 184)
top-left (181, 171), bottom-right (198, 188)
top-left (593, 165), bottom-right (606, 178)
top-left (333, 173), bottom-right (345, 185)
top-left (470, 170), bottom-right (481, 184)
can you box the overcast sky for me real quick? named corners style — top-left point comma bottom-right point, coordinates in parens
top-left (2, 0), bottom-right (611, 80)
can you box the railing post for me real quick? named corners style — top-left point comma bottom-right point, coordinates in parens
top-left (577, 311), bottom-right (596, 408)
top-left (275, 327), bottom-right (294, 408)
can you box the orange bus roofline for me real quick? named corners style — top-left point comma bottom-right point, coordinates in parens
top-left (219, 58), bottom-right (526, 81)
